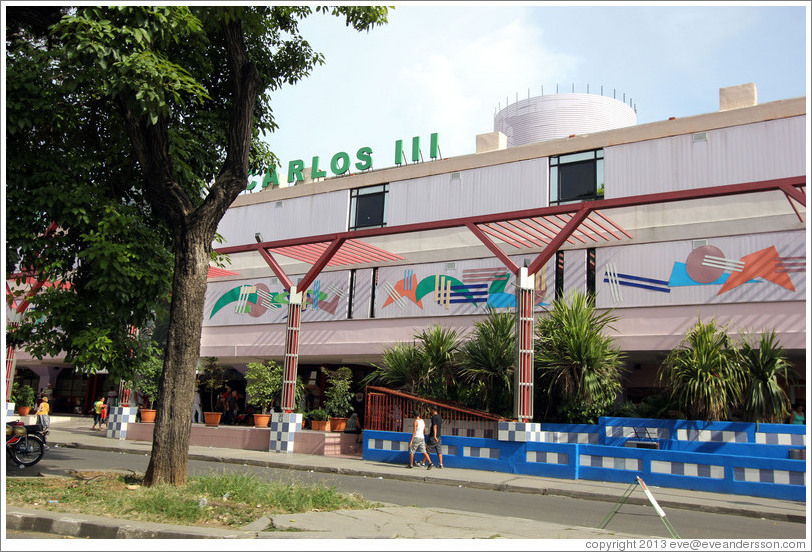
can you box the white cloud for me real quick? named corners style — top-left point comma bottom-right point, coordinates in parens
top-left (391, 15), bottom-right (581, 157)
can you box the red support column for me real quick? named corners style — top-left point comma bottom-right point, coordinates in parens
top-left (281, 287), bottom-right (303, 413)
top-left (5, 325), bottom-right (18, 402)
top-left (514, 267), bottom-right (535, 422)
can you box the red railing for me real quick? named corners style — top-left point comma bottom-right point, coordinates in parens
top-left (364, 386), bottom-right (508, 439)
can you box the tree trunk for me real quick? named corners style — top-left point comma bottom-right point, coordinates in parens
top-left (143, 225), bottom-right (211, 486)
top-left (128, 16), bottom-right (261, 487)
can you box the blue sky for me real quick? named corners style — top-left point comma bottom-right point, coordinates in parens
top-left (261, 2), bottom-right (808, 177)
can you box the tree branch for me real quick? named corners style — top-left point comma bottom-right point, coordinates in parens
top-left (193, 16), bottom-right (262, 238)
top-left (117, 100), bottom-right (194, 232)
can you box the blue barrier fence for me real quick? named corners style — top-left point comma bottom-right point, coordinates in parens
top-left (363, 416), bottom-right (806, 502)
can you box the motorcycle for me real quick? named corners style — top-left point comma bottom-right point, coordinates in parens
top-left (6, 419), bottom-right (48, 467)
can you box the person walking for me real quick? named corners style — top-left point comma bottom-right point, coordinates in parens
top-left (426, 405), bottom-right (444, 468)
top-left (192, 388), bottom-right (203, 424)
top-left (408, 409), bottom-right (433, 469)
top-left (91, 396), bottom-right (106, 430)
top-left (35, 396), bottom-right (50, 430)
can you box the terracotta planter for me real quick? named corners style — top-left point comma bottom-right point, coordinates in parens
top-left (329, 417), bottom-right (347, 432)
top-left (140, 408), bottom-right (157, 423)
top-left (311, 420), bottom-right (331, 432)
top-left (253, 413), bottom-right (271, 428)
top-left (16, 406), bottom-right (32, 416)
top-left (204, 412), bottom-right (222, 427)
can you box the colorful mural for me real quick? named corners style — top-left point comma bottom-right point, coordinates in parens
top-left (380, 266), bottom-right (549, 311)
top-left (209, 280), bottom-right (344, 319)
top-left (603, 240), bottom-right (805, 304)
top-left (204, 233), bottom-right (804, 325)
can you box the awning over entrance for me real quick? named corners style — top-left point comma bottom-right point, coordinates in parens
top-left (213, 176), bottom-right (806, 287)
top-left (211, 175), bottom-right (806, 420)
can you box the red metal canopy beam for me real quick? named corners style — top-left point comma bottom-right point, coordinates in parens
top-left (779, 183), bottom-right (806, 207)
top-left (216, 175), bottom-right (805, 263)
top-left (298, 237), bottom-right (346, 292)
top-left (528, 206), bottom-right (592, 275)
top-left (257, 246), bottom-right (293, 290)
top-left (466, 222), bottom-right (521, 274)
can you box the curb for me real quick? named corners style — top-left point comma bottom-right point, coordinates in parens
top-left (5, 507), bottom-right (328, 540)
top-left (49, 440), bottom-right (806, 525)
top-left (6, 508), bottom-right (253, 539)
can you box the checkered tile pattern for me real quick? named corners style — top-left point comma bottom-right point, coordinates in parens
top-left (733, 467), bottom-right (805, 486)
top-left (651, 460), bottom-right (724, 479)
top-left (463, 446), bottom-right (500, 459)
top-left (677, 429), bottom-right (748, 443)
top-left (606, 425), bottom-right (670, 440)
top-left (526, 450), bottom-right (569, 465)
top-left (369, 439), bottom-right (458, 456)
top-left (544, 431), bottom-right (599, 444)
top-left (269, 412), bottom-right (302, 454)
top-left (497, 421), bottom-right (543, 442)
top-left (6, 402), bottom-right (15, 417)
top-left (369, 439), bottom-right (408, 451)
top-left (755, 432), bottom-right (806, 446)
top-left (580, 454), bottom-right (642, 471)
top-left (404, 418), bottom-right (496, 439)
top-left (105, 406), bottom-right (139, 440)
top-left (448, 427), bottom-right (497, 438)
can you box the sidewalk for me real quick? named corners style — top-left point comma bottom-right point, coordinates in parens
top-left (5, 419), bottom-right (807, 540)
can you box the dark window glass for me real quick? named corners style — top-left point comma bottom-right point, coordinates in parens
top-left (555, 250), bottom-right (565, 300)
top-left (355, 193), bottom-right (385, 227)
top-left (550, 150), bottom-right (604, 205)
top-left (559, 161), bottom-right (597, 202)
top-left (370, 268), bottom-right (378, 318)
top-left (349, 184), bottom-right (388, 230)
top-left (587, 248), bottom-right (596, 296)
top-left (347, 269), bottom-right (356, 320)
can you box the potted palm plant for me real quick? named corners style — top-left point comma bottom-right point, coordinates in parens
top-left (12, 384), bottom-right (36, 416)
top-left (324, 366), bottom-right (354, 432)
top-left (244, 360), bottom-right (283, 427)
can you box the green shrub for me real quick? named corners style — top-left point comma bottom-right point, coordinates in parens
top-left (11, 383), bottom-right (36, 407)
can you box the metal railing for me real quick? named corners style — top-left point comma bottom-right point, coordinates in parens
top-left (364, 386), bottom-right (508, 439)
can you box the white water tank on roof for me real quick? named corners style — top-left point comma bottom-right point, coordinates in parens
top-left (494, 92), bottom-right (637, 147)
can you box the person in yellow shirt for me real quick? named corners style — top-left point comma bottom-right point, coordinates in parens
top-left (35, 396), bottom-right (50, 430)
top-left (91, 397), bottom-right (105, 430)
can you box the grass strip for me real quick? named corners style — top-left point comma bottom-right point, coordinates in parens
top-left (6, 470), bottom-right (378, 529)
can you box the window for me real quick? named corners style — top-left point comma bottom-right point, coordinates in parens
top-left (586, 248), bottom-right (596, 296)
top-left (349, 184), bottom-right (388, 231)
top-left (549, 149), bottom-right (604, 205)
top-left (370, 268), bottom-right (379, 318)
top-left (554, 250), bottom-right (565, 301)
top-left (347, 269), bottom-right (356, 319)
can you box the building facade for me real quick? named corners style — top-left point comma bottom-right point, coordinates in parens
top-left (201, 84), bottom-right (807, 410)
top-left (10, 84), bottom-right (807, 415)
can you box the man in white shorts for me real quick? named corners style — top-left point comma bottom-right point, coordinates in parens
top-left (408, 409), bottom-right (433, 469)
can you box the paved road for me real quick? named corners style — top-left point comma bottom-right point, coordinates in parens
top-left (10, 445), bottom-right (805, 540)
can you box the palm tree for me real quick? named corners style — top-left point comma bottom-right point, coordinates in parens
top-left (362, 324), bottom-right (464, 401)
top-left (658, 318), bottom-right (744, 421)
top-left (458, 309), bottom-right (515, 415)
top-left (362, 342), bottom-right (429, 394)
top-left (737, 330), bottom-right (794, 423)
top-left (534, 291), bottom-right (626, 423)
top-left (413, 324), bottom-right (464, 401)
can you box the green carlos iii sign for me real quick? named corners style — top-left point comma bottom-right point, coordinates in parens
top-left (245, 133), bottom-right (440, 192)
